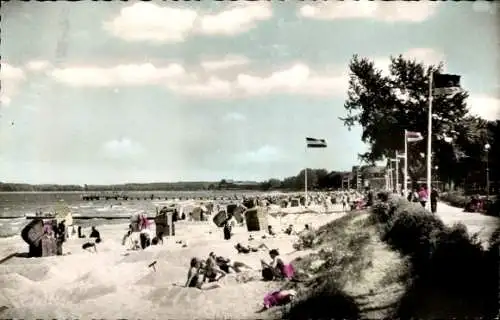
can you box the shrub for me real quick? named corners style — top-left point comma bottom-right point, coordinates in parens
top-left (486, 198), bottom-right (500, 217)
top-left (440, 191), bottom-right (467, 208)
top-left (370, 195), bottom-right (500, 318)
top-left (283, 277), bottom-right (361, 320)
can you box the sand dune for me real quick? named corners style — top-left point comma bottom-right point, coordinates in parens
top-left (0, 204), bottom-right (346, 319)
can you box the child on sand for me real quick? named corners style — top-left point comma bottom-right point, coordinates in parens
top-left (185, 257), bottom-right (203, 288)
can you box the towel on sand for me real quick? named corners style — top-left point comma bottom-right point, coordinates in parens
top-left (263, 289), bottom-right (297, 308)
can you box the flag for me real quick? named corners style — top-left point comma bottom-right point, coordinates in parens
top-left (306, 137), bottom-right (327, 148)
top-left (406, 131), bottom-right (423, 142)
top-left (433, 73), bottom-right (462, 96)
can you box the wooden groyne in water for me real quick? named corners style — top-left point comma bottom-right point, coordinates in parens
top-left (0, 215), bottom-right (156, 221)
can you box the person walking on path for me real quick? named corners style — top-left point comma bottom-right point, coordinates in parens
top-left (418, 186), bottom-right (429, 208)
top-left (430, 187), bottom-right (439, 213)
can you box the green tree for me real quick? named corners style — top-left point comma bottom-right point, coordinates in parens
top-left (341, 54), bottom-right (469, 184)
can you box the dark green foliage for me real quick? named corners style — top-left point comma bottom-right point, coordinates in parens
top-left (284, 278), bottom-right (361, 320)
top-left (341, 54), bottom-right (498, 188)
top-left (370, 194), bottom-right (500, 318)
top-left (440, 191), bottom-right (468, 208)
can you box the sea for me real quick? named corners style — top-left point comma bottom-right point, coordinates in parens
top-left (0, 191), bottom-right (266, 238)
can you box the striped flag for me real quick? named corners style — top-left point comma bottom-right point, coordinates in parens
top-left (306, 137), bottom-right (327, 148)
top-left (433, 73), bottom-right (462, 96)
top-left (406, 131), bottom-right (423, 142)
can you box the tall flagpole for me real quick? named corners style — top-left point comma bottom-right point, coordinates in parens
top-left (404, 129), bottom-right (408, 197)
top-left (426, 71), bottom-right (434, 210)
top-left (395, 151), bottom-right (400, 194)
top-left (304, 145), bottom-right (308, 207)
top-left (304, 167), bottom-right (308, 206)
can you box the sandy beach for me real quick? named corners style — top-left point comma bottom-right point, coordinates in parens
top-left (0, 200), bottom-right (497, 319)
top-left (0, 204), bottom-right (346, 319)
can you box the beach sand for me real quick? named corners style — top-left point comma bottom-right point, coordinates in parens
top-left (0, 201), bottom-right (496, 319)
top-left (0, 204), bottom-right (345, 319)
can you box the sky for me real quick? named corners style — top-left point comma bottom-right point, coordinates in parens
top-left (0, 1), bottom-right (499, 185)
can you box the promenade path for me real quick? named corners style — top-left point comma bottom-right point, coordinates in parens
top-left (435, 202), bottom-right (498, 246)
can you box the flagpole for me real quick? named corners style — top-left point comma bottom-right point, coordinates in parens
top-left (426, 71), bottom-right (433, 210)
top-left (395, 151), bottom-right (399, 194)
top-left (404, 129), bottom-right (408, 198)
top-left (304, 145), bottom-right (308, 207)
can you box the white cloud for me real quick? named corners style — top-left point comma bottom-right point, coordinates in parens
top-left (467, 95), bottom-right (500, 121)
top-left (198, 3), bottom-right (272, 36)
top-left (102, 138), bottom-right (145, 159)
top-left (1, 62), bottom-right (26, 106)
top-left (224, 112), bottom-right (246, 122)
top-left (166, 63), bottom-right (348, 99)
top-left (374, 48), bottom-right (446, 75)
top-left (235, 64), bottom-right (347, 97)
top-left (104, 2), bottom-right (272, 43)
top-left (299, 1), bottom-right (438, 22)
top-left (167, 76), bottom-right (234, 98)
top-left (25, 60), bottom-right (51, 72)
top-left (235, 145), bottom-right (283, 164)
top-left (103, 3), bottom-right (198, 43)
top-left (200, 55), bottom-right (250, 71)
top-left (50, 63), bottom-right (185, 87)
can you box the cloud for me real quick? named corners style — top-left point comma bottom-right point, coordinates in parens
top-left (200, 55), bottom-right (250, 71)
top-left (25, 60), bottom-right (51, 72)
top-left (50, 63), bottom-right (185, 87)
top-left (101, 138), bottom-right (145, 159)
top-left (234, 145), bottom-right (284, 164)
top-left (467, 95), bottom-right (500, 121)
top-left (0, 62), bottom-right (25, 106)
top-left (198, 3), bottom-right (272, 36)
top-left (224, 112), bottom-right (246, 122)
top-left (167, 76), bottom-right (234, 98)
top-left (167, 63), bottom-right (348, 99)
top-left (235, 64), bottom-right (347, 97)
top-left (103, 3), bottom-right (198, 43)
top-left (104, 2), bottom-right (272, 43)
top-left (299, 1), bottom-right (438, 22)
top-left (374, 48), bottom-right (446, 75)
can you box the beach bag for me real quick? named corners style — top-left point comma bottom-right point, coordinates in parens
top-left (213, 211), bottom-right (230, 228)
top-left (21, 219), bottom-right (45, 247)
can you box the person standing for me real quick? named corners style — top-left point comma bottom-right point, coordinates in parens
top-left (430, 187), bottom-right (439, 213)
top-left (418, 186), bottom-right (428, 208)
top-left (223, 221), bottom-right (232, 240)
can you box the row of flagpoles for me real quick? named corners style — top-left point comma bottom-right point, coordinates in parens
top-left (386, 72), bottom-right (461, 211)
top-left (304, 72), bottom-right (461, 212)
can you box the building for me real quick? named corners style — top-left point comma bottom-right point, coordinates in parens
top-left (349, 165), bottom-right (386, 190)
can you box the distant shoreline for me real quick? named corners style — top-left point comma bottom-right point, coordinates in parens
top-left (0, 190), bottom-right (286, 194)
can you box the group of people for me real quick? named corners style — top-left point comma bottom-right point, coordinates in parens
top-left (185, 252), bottom-right (253, 289)
top-left (407, 186), bottom-right (439, 213)
top-left (185, 246), bottom-right (296, 290)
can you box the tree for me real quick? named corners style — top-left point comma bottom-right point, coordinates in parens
top-left (341, 54), bottom-right (470, 185)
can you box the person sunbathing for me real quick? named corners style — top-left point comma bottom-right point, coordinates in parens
top-left (235, 242), bottom-right (269, 254)
top-left (202, 255), bottom-right (227, 283)
top-left (260, 249), bottom-right (295, 281)
top-left (208, 252), bottom-right (252, 273)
